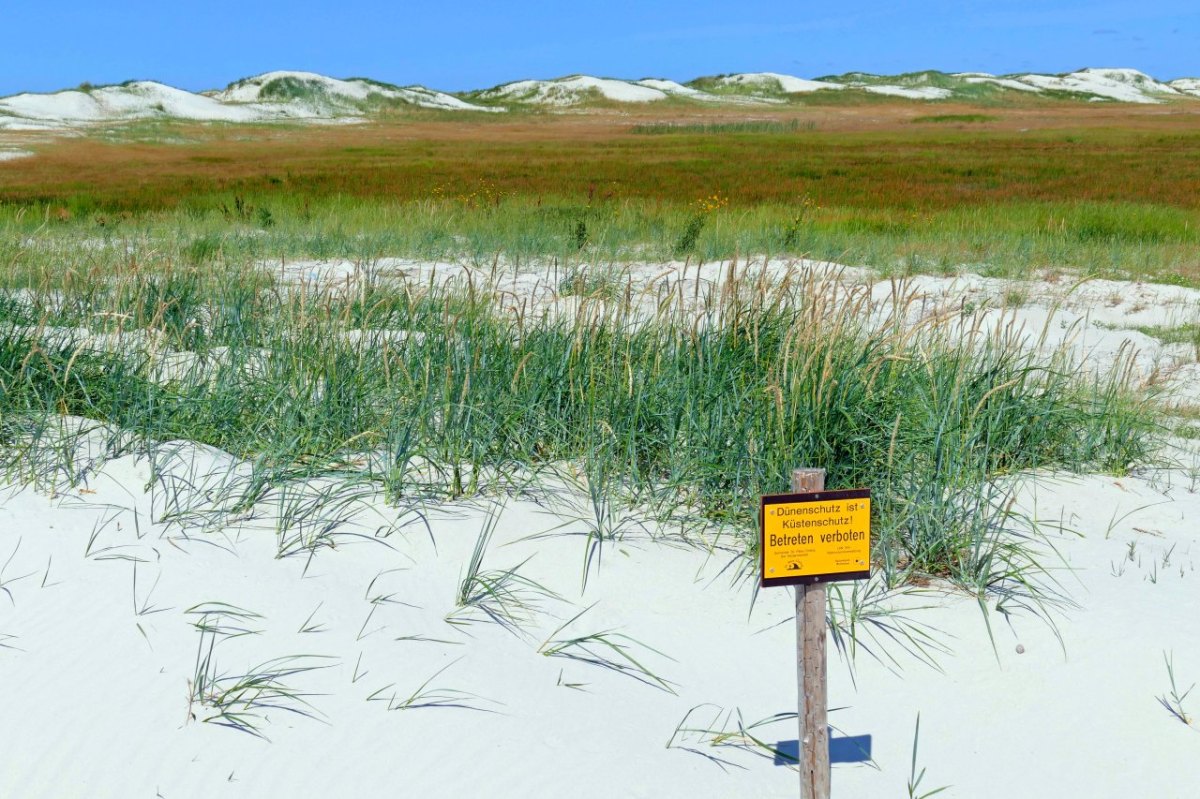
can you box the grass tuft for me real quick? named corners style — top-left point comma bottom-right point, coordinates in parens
top-left (185, 602), bottom-right (332, 739)
top-left (447, 500), bottom-right (559, 634)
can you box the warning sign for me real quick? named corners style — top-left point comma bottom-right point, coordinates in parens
top-left (760, 488), bottom-right (871, 587)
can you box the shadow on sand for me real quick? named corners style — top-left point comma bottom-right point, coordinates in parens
top-left (774, 732), bottom-right (872, 765)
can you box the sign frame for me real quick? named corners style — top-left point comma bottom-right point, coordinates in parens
top-left (760, 487), bottom-right (871, 588)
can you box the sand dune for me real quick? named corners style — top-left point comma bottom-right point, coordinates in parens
top-left (3, 261), bottom-right (1199, 796)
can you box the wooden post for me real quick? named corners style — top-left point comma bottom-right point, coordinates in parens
top-left (791, 467), bottom-right (830, 799)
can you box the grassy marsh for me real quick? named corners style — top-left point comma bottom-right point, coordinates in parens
top-left (3, 196), bottom-right (1200, 288)
top-left (3, 104), bottom-right (1200, 280)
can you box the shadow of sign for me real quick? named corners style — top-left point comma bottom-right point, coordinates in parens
top-left (774, 732), bottom-right (872, 765)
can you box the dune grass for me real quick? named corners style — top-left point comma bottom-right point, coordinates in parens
top-left (539, 604), bottom-right (676, 693)
top-left (366, 658), bottom-right (492, 712)
top-left (1158, 651), bottom-right (1195, 727)
top-left (0, 538), bottom-right (34, 606)
top-left (447, 500), bottom-right (559, 634)
top-left (1136, 322), bottom-right (1200, 361)
top-left (907, 713), bottom-right (951, 798)
top-left (0, 251), bottom-right (1156, 610)
top-left (666, 704), bottom-right (809, 767)
top-left (185, 602), bottom-right (332, 738)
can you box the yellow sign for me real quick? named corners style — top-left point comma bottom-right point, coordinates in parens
top-left (760, 489), bottom-right (871, 587)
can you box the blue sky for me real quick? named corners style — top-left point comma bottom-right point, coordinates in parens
top-left (3, 1), bottom-right (1197, 95)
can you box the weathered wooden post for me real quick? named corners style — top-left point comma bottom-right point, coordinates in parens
top-left (761, 467), bottom-right (871, 799)
top-left (791, 467), bottom-right (829, 799)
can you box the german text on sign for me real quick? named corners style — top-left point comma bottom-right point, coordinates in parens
top-left (760, 488), bottom-right (871, 588)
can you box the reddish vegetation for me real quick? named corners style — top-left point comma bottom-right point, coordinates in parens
top-left (2, 102), bottom-right (1200, 211)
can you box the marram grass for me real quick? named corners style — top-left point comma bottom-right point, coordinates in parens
top-left (0, 257), bottom-right (1155, 603)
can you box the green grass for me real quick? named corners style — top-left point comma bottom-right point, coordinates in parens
top-left (366, 659), bottom-right (491, 711)
top-left (0, 109), bottom-right (1185, 664)
top-left (907, 713), bottom-right (951, 798)
top-left (447, 500), bottom-right (558, 633)
top-left (539, 604), bottom-right (676, 693)
top-left (1135, 322), bottom-right (1200, 360)
top-left (256, 75), bottom-right (335, 102)
top-left (1158, 651), bottom-right (1195, 726)
top-left (186, 602), bottom-right (331, 739)
top-left (0, 254), bottom-right (1156, 609)
top-left (4, 196), bottom-right (1199, 285)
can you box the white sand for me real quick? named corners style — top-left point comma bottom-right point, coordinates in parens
top-left (0, 82), bottom-right (271, 125)
top-left (1, 431), bottom-right (1198, 797)
top-left (219, 71), bottom-right (383, 104)
top-left (862, 85), bottom-right (953, 100)
top-left (632, 79), bottom-right (746, 104)
top-left (0, 74), bottom-right (498, 131)
top-left (634, 78), bottom-right (705, 96)
top-left (216, 71), bottom-right (499, 113)
top-left (3, 261), bottom-right (1200, 797)
top-left (710, 68), bottom-right (1195, 104)
top-left (1014, 68), bottom-right (1180, 104)
top-left (953, 73), bottom-right (1043, 92)
top-left (964, 77), bottom-right (1043, 92)
top-left (712, 73), bottom-right (843, 94)
top-left (482, 76), bottom-right (673, 105)
top-left (1169, 79), bottom-right (1200, 97)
